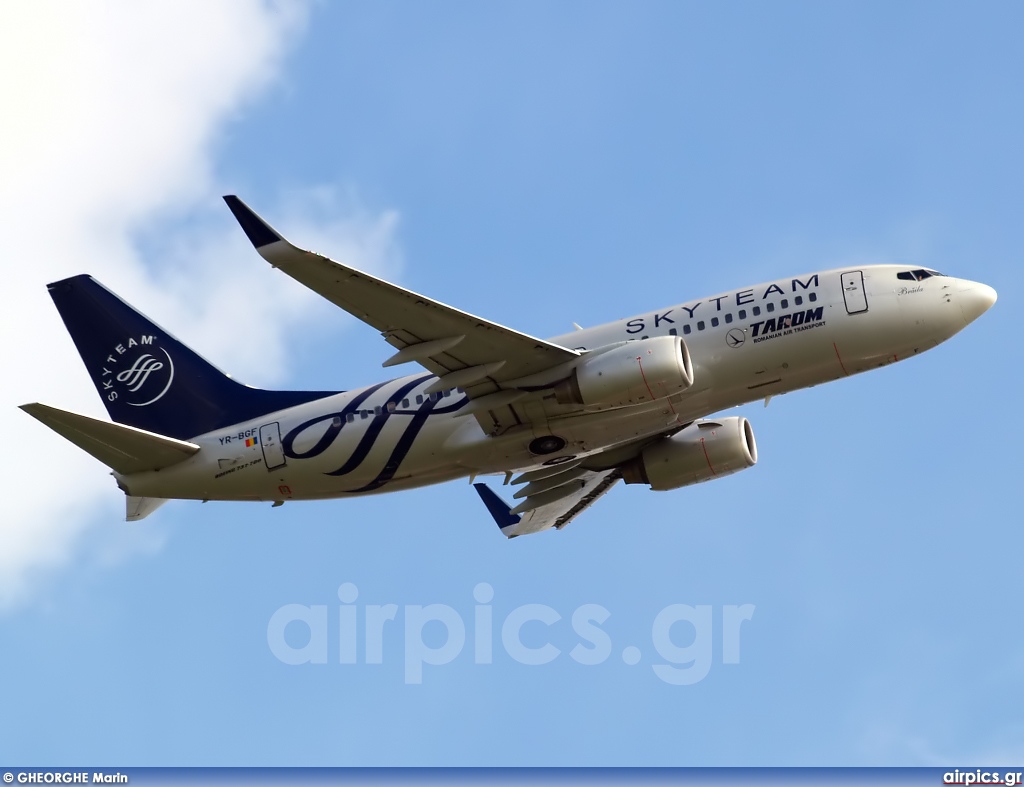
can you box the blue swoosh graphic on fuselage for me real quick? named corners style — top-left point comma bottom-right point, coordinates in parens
top-left (282, 379), bottom-right (393, 460)
top-left (281, 374), bottom-right (471, 488)
top-left (347, 388), bottom-right (469, 492)
top-left (325, 375), bottom-right (434, 477)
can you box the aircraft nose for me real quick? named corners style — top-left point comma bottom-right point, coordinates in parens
top-left (957, 280), bottom-right (997, 325)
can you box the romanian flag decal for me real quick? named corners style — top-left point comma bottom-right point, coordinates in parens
top-left (245, 436), bottom-right (259, 447)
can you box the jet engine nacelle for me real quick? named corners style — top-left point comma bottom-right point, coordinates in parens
top-left (554, 335), bottom-right (694, 408)
top-left (621, 417), bottom-right (757, 491)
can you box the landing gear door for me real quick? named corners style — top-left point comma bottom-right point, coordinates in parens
top-left (260, 422), bottom-right (286, 470)
top-left (841, 270), bottom-right (868, 314)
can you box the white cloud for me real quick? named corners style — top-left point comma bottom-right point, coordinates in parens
top-left (0, 2), bottom-right (403, 610)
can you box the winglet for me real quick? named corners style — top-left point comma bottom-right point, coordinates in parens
top-left (223, 195), bottom-right (284, 249)
top-left (473, 483), bottom-right (521, 538)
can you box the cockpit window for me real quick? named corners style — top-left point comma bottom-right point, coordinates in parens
top-left (897, 269), bottom-right (943, 282)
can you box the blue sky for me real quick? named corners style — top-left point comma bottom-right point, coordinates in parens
top-left (2, 0), bottom-right (1022, 767)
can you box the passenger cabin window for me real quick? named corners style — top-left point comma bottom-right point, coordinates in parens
top-left (781, 299), bottom-right (788, 309)
top-left (738, 309), bottom-right (747, 319)
top-left (725, 313), bottom-right (733, 324)
top-left (794, 296), bottom-right (803, 306)
top-left (808, 292), bottom-right (817, 302)
top-left (766, 302), bottom-right (775, 313)
top-left (697, 320), bottom-right (705, 331)
top-left (711, 317), bottom-right (719, 327)
top-left (683, 324), bottom-right (691, 335)
top-left (752, 306), bottom-right (761, 316)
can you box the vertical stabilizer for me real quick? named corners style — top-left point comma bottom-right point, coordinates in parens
top-left (46, 275), bottom-right (338, 440)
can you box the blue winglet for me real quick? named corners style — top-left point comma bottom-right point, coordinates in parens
top-left (473, 483), bottom-right (521, 537)
top-left (223, 195), bottom-right (283, 249)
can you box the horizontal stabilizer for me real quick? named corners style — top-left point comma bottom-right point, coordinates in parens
top-left (126, 496), bottom-right (169, 521)
top-left (20, 403), bottom-right (200, 475)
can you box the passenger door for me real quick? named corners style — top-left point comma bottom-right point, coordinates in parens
top-left (841, 271), bottom-right (868, 314)
top-left (259, 422), bottom-right (286, 470)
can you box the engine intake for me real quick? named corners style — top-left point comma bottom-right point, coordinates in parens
top-left (554, 335), bottom-right (693, 408)
top-left (622, 417), bottom-right (758, 491)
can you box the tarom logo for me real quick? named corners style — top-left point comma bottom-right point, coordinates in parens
top-left (98, 335), bottom-right (175, 407)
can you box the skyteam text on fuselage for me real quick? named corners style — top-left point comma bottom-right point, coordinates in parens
top-left (22, 197), bottom-right (998, 537)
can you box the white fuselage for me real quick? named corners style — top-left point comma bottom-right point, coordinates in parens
top-left (118, 265), bottom-right (992, 503)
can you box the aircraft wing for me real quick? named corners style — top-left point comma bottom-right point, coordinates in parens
top-left (473, 467), bottom-right (622, 538)
top-left (224, 196), bottom-right (579, 421)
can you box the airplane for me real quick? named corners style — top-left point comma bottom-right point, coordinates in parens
top-left (21, 196), bottom-right (997, 537)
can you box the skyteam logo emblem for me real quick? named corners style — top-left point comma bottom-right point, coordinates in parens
top-left (97, 335), bottom-right (175, 407)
